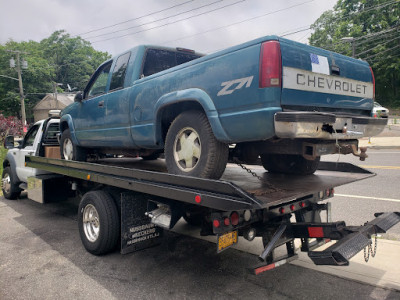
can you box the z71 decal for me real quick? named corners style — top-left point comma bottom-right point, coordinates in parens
top-left (217, 76), bottom-right (254, 96)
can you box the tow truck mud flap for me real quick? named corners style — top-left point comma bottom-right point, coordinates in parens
top-left (308, 212), bottom-right (400, 266)
top-left (120, 192), bottom-right (163, 254)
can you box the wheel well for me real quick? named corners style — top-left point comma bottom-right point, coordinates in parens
top-left (159, 101), bottom-right (204, 142)
top-left (60, 121), bottom-right (69, 133)
top-left (3, 159), bottom-right (10, 169)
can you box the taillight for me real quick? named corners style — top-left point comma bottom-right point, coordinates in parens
top-left (369, 66), bottom-right (375, 99)
top-left (308, 227), bottom-right (324, 238)
top-left (230, 212), bottom-right (239, 226)
top-left (259, 41), bottom-right (282, 88)
top-left (224, 218), bottom-right (230, 226)
top-left (213, 219), bottom-right (220, 228)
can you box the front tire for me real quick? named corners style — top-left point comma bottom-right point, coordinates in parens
top-left (1, 167), bottom-right (21, 200)
top-left (261, 154), bottom-right (320, 175)
top-left (60, 129), bottom-right (87, 161)
top-left (78, 191), bottom-right (120, 255)
top-left (165, 111), bottom-right (228, 179)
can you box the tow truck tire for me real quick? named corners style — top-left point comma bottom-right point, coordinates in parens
top-left (261, 154), bottom-right (320, 175)
top-left (78, 190), bottom-right (120, 255)
top-left (165, 111), bottom-right (228, 179)
top-left (1, 167), bottom-right (21, 200)
top-left (183, 212), bottom-right (203, 226)
top-left (60, 129), bottom-right (87, 162)
top-left (141, 152), bottom-right (160, 161)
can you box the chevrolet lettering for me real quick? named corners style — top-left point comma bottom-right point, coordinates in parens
top-left (283, 67), bottom-right (373, 98)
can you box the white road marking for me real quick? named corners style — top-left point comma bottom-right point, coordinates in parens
top-left (335, 193), bottom-right (400, 203)
top-left (366, 152), bottom-right (400, 154)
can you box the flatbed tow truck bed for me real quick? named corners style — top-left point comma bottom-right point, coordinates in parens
top-left (26, 157), bottom-right (373, 211)
top-left (25, 156), bottom-right (400, 273)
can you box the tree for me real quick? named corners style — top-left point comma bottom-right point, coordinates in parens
top-left (0, 30), bottom-right (110, 121)
top-left (40, 30), bottom-right (110, 91)
top-left (309, 0), bottom-right (400, 107)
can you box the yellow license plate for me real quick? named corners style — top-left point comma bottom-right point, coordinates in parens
top-left (218, 231), bottom-right (238, 252)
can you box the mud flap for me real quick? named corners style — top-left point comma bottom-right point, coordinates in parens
top-left (120, 192), bottom-right (164, 254)
top-left (308, 212), bottom-right (400, 266)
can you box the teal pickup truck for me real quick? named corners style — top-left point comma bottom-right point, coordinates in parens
top-left (60, 35), bottom-right (387, 179)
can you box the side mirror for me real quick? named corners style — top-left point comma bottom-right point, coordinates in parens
top-left (74, 92), bottom-right (83, 102)
top-left (4, 135), bottom-right (15, 149)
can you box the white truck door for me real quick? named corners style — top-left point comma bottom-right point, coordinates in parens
top-left (14, 123), bottom-right (42, 183)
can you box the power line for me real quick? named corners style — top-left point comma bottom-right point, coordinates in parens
top-left (357, 35), bottom-right (400, 57)
top-left (75, 0), bottom-right (195, 37)
top-left (203, 0), bottom-right (399, 53)
top-left (90, 0), bottom-right (246, 44)
top-left (364, 44), bottom-right (400, 60)
top-left (161, 1), bottom-right (313, 45)
top-left (86, 0), bottom-right (224, 40)
top-left (354, 26), bottom-right (400, 46)
top-left (370, 52), bottom-right (400, 63)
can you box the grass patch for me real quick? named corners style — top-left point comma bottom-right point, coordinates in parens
top-left (0, 146), bottom-right (7, 175)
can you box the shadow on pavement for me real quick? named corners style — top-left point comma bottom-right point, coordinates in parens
top-left (1, 197), bottom-right (400, 300)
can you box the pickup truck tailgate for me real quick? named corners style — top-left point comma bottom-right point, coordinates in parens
top-left (279, 38), bottom-right (374, 116)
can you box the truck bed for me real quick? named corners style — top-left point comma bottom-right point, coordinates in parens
top-left (26, 156), bottom-right (374, 211)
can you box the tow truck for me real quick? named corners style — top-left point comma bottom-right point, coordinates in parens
top-left (2, 117), bottom-right (399, 274)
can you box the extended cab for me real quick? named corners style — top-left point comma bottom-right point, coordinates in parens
top-left (60, 36), bottom-right (387, 179)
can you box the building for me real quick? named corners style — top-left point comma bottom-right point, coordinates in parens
top-left (33, 93), bottom-right (75, 122)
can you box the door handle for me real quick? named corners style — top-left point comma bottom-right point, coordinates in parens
top-left (98, 101), bottom-right (104, 108)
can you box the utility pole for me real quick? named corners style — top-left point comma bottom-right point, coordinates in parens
top-left (53, 82), bottom-right (63, 110)
top-left (341, 37), bottom-right (356, 58)
top-left (53, 82), bottom-right (58, 110)
top-left (8, 50), bottom-right (28, 132)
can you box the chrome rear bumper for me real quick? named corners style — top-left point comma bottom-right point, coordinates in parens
top-left (274, 112), bottom-right (387, 139)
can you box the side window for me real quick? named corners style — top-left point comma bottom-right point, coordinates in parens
top-left (110, 52), bottom-right (131, 91)
top-left (176, 52), bottom-right (201, 65)
top-left (86, 61), bottom-right (112, 98)
top-left (142, 49), bottom-right (176, 77)
top-left (23, 125), bottom-right (39, 148)
top-left (142, 49), bottom-right (202, 77)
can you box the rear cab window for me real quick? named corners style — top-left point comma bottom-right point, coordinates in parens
top-left (43, 122), bottom-right (60, 144)
top-left (141, 48), bottom-right (202, 77)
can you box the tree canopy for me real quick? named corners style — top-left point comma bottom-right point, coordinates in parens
top-left (309, 0), bottom-right (400, 108)
top-left (0, 30), bottom-right (110, 120)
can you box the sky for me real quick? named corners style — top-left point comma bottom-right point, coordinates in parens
top-left (0, 0), bottom-right (338, 56)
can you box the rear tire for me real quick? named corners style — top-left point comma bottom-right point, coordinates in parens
top-left (141, 152), bottom-right (160, 161)
top-left (60, 129), bottom-right (87, 161)
top-left (1, 167), bottom-right (21, 200)
top-left (183, 212), bottom-right (203, 226)
top-left (78, 191), bottom-right (120, 255)
top-left (165, 111), bottom-right (228, 179)
top-left (261, 154), bottom-right (320, 175)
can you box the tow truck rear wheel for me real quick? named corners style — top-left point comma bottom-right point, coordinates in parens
top-left (183, 211), bottom-right (203, 226)
top-left (1, 167), bottom-right (21, 200)
top-left (261, 154), bottom-right (320, 175)
top-left (165, 111), bottom-right (228, 179)
top-left (78, 190), bottom-right (120, 255)
top-left (60, 129), bottom-right (87, 162)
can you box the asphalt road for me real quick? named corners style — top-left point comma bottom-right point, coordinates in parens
top-left (1, 196), bottom-right (399, 300)
top-left (322, 149), bottom-right (400, 240)
top-left (1, 139), bottom-right (400, 299)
